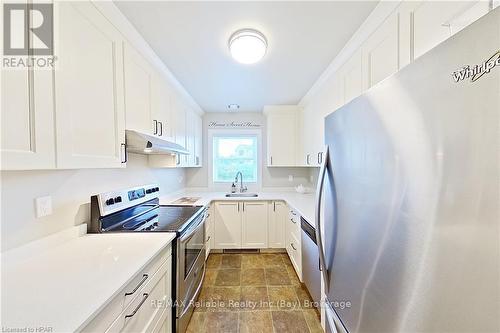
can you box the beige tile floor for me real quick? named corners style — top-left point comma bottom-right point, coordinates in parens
top-left (186, 253), bottom-right (323, 333)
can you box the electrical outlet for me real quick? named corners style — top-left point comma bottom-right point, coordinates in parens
top-left (35, 196), bottom-right (52, 218)
top-left (288, 175), bottom-right (294, 182)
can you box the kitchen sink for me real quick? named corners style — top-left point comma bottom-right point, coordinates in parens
top-left (225, 193), bottom-right (259, 197)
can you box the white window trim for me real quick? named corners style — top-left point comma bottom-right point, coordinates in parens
top-left (207, 129), bottom-right (262, 192)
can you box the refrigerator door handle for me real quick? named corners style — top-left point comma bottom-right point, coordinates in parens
top-left (315, 145), bottom-right (330, 292)
top-left (326, 299), bottom-right (348, 333)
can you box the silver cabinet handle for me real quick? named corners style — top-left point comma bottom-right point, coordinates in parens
top-left (125, 274), bottom-right (148, 296)
top-left (125, 293), bottom-right (149, 318)
top-left (291, 243), bottom-right (297, 251)
top-left (306, 154), bottom-right (310, 165)
top-left (270, 156), bottom-right (273, 165)
top-left (315, 145), bottom-right (330, 292)
top-left (153, 120), bottom-right (158, 135)
top-left (206, 236), bottom-right (211, 242)
top-left (290, 218), bottom-right (296, 224)
top-left (318, 152), bottom-right (323, 165)
top-left (121, 143), bottom-right (127, 164)
top-left (158, 121), bottom-right (163, 136)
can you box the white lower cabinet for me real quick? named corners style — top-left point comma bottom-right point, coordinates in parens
top-left (268, 201), bottom-right (287, 248)
top-left (214, 202), bottom-right (242, 249)
top-left (242, 202), bottom-right (268, 248)
top-left (213, 201), bottom-right (269, 249)
top-left (83, 246), bottom-right (172, 333)
top-left (205, 205), bottom-right (214, 259)
top-left (286, 209), bottom-right (302, 280)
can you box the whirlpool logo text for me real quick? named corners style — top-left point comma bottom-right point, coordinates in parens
top-left (452, 50), bottom-right (500, 83)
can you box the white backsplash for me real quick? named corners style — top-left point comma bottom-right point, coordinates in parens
top-left (0, 154), bottom-right (185, 252)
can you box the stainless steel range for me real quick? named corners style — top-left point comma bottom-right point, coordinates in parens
top-left (89, 184), bottom-right (206, 333)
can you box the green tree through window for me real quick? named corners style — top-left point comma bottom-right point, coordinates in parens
top-left (213, 136), bottom-right (258, 182)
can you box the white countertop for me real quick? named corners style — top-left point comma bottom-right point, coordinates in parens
top-left (1, 227), bottom-right (176, 332)
top-left (160, 189), bottom-right (316, 225)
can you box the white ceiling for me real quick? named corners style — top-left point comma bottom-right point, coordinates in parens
top-left (115, 1), bottom-right (378, 112)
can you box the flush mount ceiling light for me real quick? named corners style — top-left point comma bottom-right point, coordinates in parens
top-left (227, 104), bottom-right (240, 111)
top-left (229, 29), bottom-right (267, 64)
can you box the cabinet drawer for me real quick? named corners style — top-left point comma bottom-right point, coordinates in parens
top-left (288, 209), bottom-right (301, 239)
top-left (287, 232), bottom-right (302, 280)
top-left (82, 246), bottom-right (171, 332)
top-left (106, 255), bottom-right (172, 333)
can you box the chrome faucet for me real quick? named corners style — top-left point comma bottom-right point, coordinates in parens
top-left (234, 171), bottom-right (247, 193)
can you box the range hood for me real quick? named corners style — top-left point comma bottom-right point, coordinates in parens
top-left (125, 129), bottom-right (189, 155)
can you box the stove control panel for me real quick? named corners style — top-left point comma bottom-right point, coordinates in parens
top-left (97, 184), bottom-right (160, 216)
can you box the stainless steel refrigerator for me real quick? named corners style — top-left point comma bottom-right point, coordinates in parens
top-left (315, 8), bottom-right (499, 333)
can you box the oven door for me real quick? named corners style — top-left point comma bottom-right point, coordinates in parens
top-left (177, 210), bottom-right (206, 330)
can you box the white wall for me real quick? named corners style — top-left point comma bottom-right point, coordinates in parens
top-left (186, 112), bottom-right (312, 190)
top-left (0, 154), bottom-right (185, 251)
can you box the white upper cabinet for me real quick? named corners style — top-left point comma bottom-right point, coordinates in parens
top-left (264, 105), bottom-right (300, 167)
top-left (362, 12), bottom-right (400, 89)
top-left (194, 114), bottom-right (203, 167)
top-left (1, 2), bottom-right (55, 170)
top-left (241, 202), bottom-right (268, 249)
top-left (299, 0), bottom-right (495, 168)
top-left (340, 49), bottom-right (363, 104)
top-left (173, 101), bottom-right (187, 167)
top-left (2, 0), bottom-right (202, 171)
top-left (185, 109), bottom-right (196, 166)
top-left (124, 43), bottom-right (153, 134)
top-left (412, 0), bottom-right (489, 59)
top-left (151, 75), bottom-right (174, 142)
top-left (54, 1), bottom-right (126, 169)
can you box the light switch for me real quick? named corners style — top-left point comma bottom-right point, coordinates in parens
top-left (35, 196), bottom-right (52, 218)
top-left (288, 175), bottom-right (294, 182)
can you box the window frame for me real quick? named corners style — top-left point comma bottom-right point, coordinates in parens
top-left (208, 129), bottom-right (262, 191)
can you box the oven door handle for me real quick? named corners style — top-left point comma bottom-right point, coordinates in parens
top-left (180, 213), bottom-right (206, 242)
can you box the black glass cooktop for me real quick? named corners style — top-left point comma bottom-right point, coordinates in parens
top-left (101, 199), bottom-right (204, 234)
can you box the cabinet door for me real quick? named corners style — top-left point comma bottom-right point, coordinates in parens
top-left (54, 1), bottom-right (125, 168)
top-left (205, 206), bottom-right (213, 259)
top-left (242, 202), bottom-right (268, 248)
top-left (362, 12), bottom-right (400, 89)
top-left (412, 1), bottom-right (481, 59)
top-left (268, 201), bottom-right (287, 248)
top-left (151, 74), bottom-right (174, 141)
top-left (185, 109), bottom-right (195, 166)
top-left (194, 114), bottom-right (202, 166)
top-left (1, 63), bottom-right (55, 170)
top-left (124, 43), bottom-right (153, 134)
top-left (341, 50), bottom-right (363, 104)
top-left (1, 2), bottom-right (55, 170)
top-left (214, 202), bottom-right (241, 249)
top-left (172, 99), bottom-right (186, 166)
top-left (267, 114), bottom-right (296, 166)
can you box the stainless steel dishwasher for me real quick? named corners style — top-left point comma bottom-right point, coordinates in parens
top-left (301, 217), bottom-right (321, 308)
